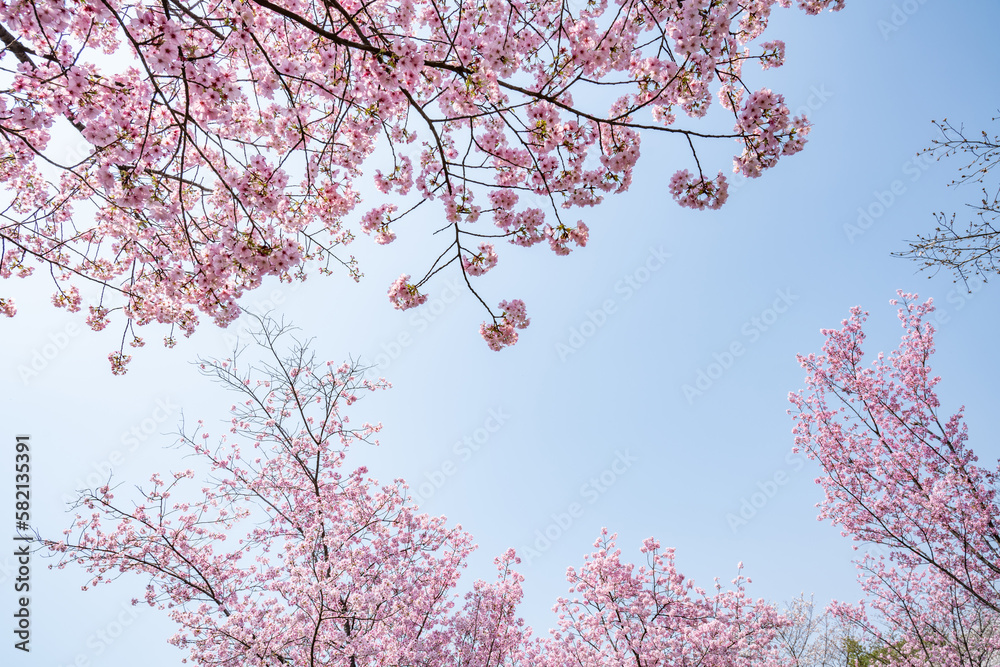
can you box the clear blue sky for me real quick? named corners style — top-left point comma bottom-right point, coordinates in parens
top-left (4, 2), bottom-right (1000, 664)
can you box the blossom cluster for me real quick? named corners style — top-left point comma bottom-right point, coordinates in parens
top-left (360, 203), bottom-right (399, 245)
top-left (733, 89), bottom-right (810, 178)
top-left (461, 242), bottom-right (498, 276)
top-left (544, 221), bottom-right (589, 256)
top-left (480, 298), bottom-right (530, 351)
top-left (387, 274), bottom-right (428, 310)
top-left (669, 170), bottom-right (730, 210)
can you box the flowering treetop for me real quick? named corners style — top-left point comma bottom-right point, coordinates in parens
top-left (789, 293), bottom-right (1000, 665)
top-left (1, 0), bottom-right (843, 370)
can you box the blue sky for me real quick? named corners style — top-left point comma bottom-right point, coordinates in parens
top-left (5, 2), bottom-right (1000, 664)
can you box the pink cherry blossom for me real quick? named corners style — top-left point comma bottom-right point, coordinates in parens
top-left (0, 0), bottom-right (844, 367)
top-left (789, 292), bottom-right (1000, 665)
top-left (480, 298), bottom-right (530, 351)
top-left (387, 274), bottom-right (428, 310)
top-left (461, 242), bottom-right (499, 276)
top-left (49, 319), bottom-right (794, 666)
top-left (669, 170), bottom-right (730, 210)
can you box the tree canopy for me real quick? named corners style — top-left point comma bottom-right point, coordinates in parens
top-left (1, 0), bottom-right (842, 371)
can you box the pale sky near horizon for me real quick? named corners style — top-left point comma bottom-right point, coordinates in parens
top-left (4, 2), bottom-right (1000, 665)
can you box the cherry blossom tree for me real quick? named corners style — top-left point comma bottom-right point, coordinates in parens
top-left (789, 293), bottom-right (1000, 666)
top-left (775, 593), bottom-right (854, 667)
top-left (0, 0), bottom-right (844, 370)
top-left (48, 316), bottom-right (792, 665)
top-left (897, 118), bottom-right (1000, 288)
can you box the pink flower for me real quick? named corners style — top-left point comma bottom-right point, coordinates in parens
top-left (86, 305), bottom-right (110, 331)
top-left (0, 0), bottom-right (840, 369)
top-left (759, 40), bottom-right (786, 69)
top-left (669, 170), bottom-right (729, 210)
top-left (480, 299), bottom-right (530, 351)
top-left (461, 243), bottom-right (498, 276)
top-left (387, 274), bottom-right (428, 310)
top-left (108, 351), bottom-right (132, 375)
